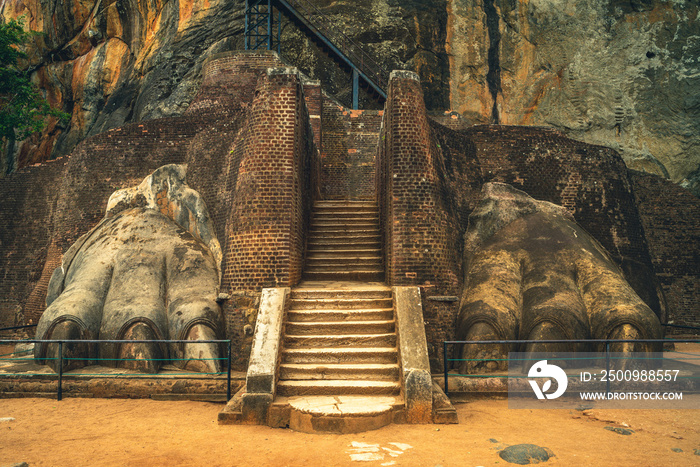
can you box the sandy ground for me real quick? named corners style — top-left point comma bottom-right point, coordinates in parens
top-left (0, 397), bottom-right (698, 466)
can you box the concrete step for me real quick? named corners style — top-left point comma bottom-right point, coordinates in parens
top-left (287, 308), bottom-right (394, 322)
top-left (285, 321), bottom-right (395, 335)
top-left (308, 230), bottom-right (380, 238)
top-left (282, 347), bottom-right (398, 364)
top-left (310, 224), bottom-right (379, 232)
top-left (309, 238), bottom-right (382, 248)
top-left (279, 363), bottom-right (400, 381)
top-left (306, 254), bottom-right (381, 260)
top-left (308, 244), bottom-right (381, 252)
top-left (305, 249), bottom-right (381, 258)
top-left (284, 333), bottom-right (397, 348)
top-left (312, 218), bottom-right (378, 225)
top-left (303, 271), bottom-right (384, 281)
top-left (306, 254), bottom-right (382, 269)
top-left (312, 219), bottom-right (379, 227)
top-left (314, 201), bottom-right (377, 209)
top-left (309, 230), bottom-right (380, 241)
top-left (268, 395), bottom-right (402, 433)
top-left (290, 297), bottom-right (392, 310)
top-left (276, 380), bottom-right (401, 396)
top-left (313, 212), bottom-right (379, 219)
top-left (302, 267), bottom-right (384, 274)
top-left (290, 289), bottom-right (390, 300)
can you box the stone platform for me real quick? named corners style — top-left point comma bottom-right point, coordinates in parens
top-left (0, 354), bottom-right (244, 400)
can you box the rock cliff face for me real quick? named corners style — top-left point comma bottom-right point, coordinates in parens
top-left (2, 0), bottom-right (698, 189)
top-left (448, 0), bottom-right (700, 186)
top-left (1, 0), bottom-right (246, 171)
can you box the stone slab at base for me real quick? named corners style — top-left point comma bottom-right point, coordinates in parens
top-left (286, 395), bottom-right (402, 434)
top-left (0, 362), bottom-right (243, 400)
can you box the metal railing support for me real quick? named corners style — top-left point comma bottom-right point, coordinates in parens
top-left (443, 340), bottom-right (449, 397)
top-left (443, 338), bottom-right (700, 398)
top-left (57, 341), bottom-right (63, 401)
top-left (605, 341), bottom-right (610, 395)
top-left (0, 338), bottom-right (233, 401)
top-left (352, 69), bottom-right (359, 110)
top-left (227, 340), bottom-right (232, 400)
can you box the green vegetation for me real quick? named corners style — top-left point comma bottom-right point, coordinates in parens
top-left (0, 18), bottom-right (68, 141)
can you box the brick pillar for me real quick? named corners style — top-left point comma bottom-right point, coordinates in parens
top-left (382, 71), bottom-right (460, 290)
top-left (223, 67), bottom-right (311, 292)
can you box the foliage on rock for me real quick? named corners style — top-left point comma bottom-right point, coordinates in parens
top-left (0, 18), bottom-right (67, 143)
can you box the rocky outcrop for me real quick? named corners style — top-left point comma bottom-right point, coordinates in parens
top-left (2, 0), bottom-right (698, 187)
top-left (447, 0), bottom-right (700, 184)
top-left (1, 0), bottom-right (245, 171)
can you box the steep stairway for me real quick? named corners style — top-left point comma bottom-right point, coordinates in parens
top-left (274, 283), bottom-right (403, 432)
top-left (303, 200), bottom-right (383, 282)
top-left (274, 199), bottom-right (402, 432)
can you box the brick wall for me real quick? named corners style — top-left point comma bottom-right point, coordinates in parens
top-left (0, 158), bottom-right (67, 329)
top-left (378, 71), bottom-right (463, 369)
top-left (188, 51), bottom-right (287, 114)
top-left (320, 97), bottom-right (382, 199)
top-left (223, 67), bottom-right (314, 292)
top-left (630, 171), bottom-right (700, 334)
top-left (379, 71), bottom-right (462, 290)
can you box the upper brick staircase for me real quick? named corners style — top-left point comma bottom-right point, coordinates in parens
top-left (303, 200), bottom-right (383, 281)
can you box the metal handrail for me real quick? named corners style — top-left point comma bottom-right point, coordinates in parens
top-left (443, 338), bottom-right (700, 397)
top-left (279, 0), bottom-right (389, 90)
top-left (0, 338), bottom-right (233, 401)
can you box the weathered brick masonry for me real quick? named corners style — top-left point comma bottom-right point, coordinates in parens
top-left (631, 171), bottom-right (700, 333)
top-left (378, 71), bottom-right (463, 369)
top-left (224, 67), bottom-right (314, 292)
top-left (0, 158), bottom-right (67, 331)
top-left (320, 99), bottom-right (383, 199)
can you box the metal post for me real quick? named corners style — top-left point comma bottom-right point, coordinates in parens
top-left (267, 0), bottom-right (273, 50)
top-left (244, 0), bottom-right (250, 50)
top-left (443, 341), bottom-right (449, 397)
top-left (226, 340), bottom-right (232, 400)
top-left (277, 10), bottom-right (282, 55)
top-left (605, 341), bottom-right (610, 396)
top-left (57, 341), bottom-right (63, 401)
top-left (352, 68), bottom-right (359, 110)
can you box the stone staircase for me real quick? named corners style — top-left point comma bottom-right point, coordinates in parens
top-left (272, 283), bottom-right (403, 432)
top-left (272, 199), bottom-right (400, 432)
top-left (303, 200), bottom-right (383, 282)
top-left (278, 285), bottom-right (399, 395)
top-left (218, 199), bottom-right (457, 432)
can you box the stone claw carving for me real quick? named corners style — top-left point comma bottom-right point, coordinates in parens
top-left (35, 165), bottom-right (224, 374)
top-left (456, 183), bottom-right (662, 373)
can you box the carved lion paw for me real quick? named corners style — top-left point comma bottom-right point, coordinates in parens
top-left (35, 165), bottom-right (224, 374)
top-left (456, 183), bottom-right (662, 373)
